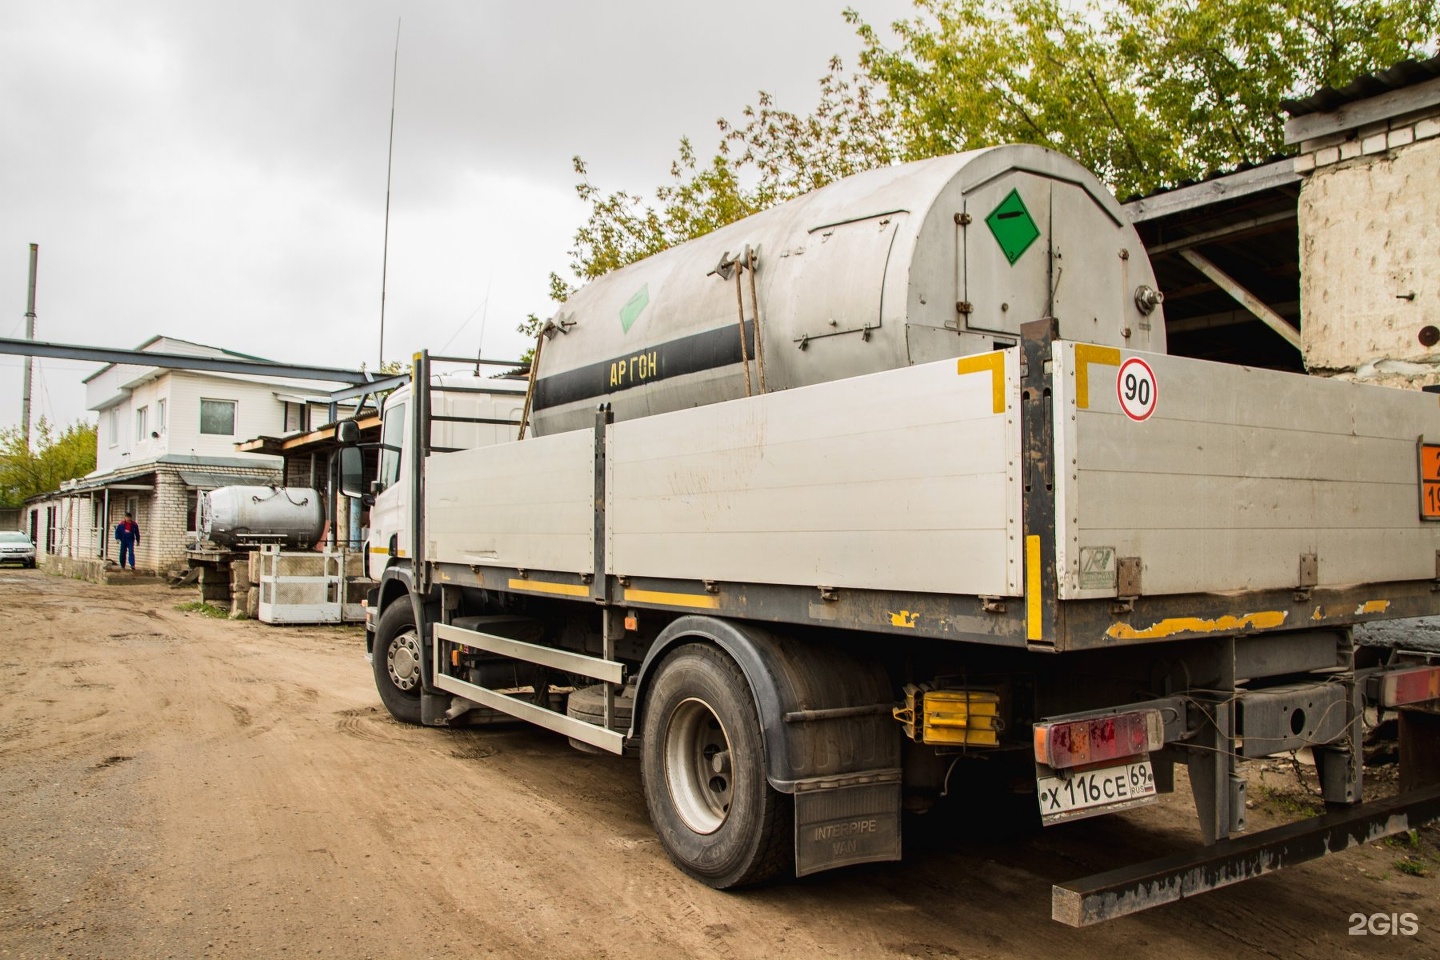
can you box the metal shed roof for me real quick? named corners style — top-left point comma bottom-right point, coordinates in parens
top-left (1121, 159), bottom-right (1302, 372)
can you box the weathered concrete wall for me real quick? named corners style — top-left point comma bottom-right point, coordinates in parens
top-left (42, 555), bottom-right (109, 583)
top-left (1297, 117), bottom-right (1440, 384)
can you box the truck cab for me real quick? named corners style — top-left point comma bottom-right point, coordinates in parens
top-left (361, 369), bottom-right (529, 584)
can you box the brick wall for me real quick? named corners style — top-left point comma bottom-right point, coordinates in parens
top-left (1293, 106), bottom-right (1440, 386)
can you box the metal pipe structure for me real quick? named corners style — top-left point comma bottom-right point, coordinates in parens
top-left (21, 243), bottom-right (38, 448)
top-left (0, 337), bottom-right (372, 383)
top-left (378, 19), bottom-right (400, 369)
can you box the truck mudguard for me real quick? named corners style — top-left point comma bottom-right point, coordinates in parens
top-left (635, 615), bottom-right (899, 792)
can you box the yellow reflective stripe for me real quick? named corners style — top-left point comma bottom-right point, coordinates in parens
top-left (507, 578), bottom-right (589, 598)
top-left (623, 588), bottom-right (720, 609)
top-left (1107, 611), bottom-right (1288, 641)
top-left (1026, 535), bottom-right (1042, 641)
top-left (1074, 344), bottom-right (1121, 409)
top-left (956, 352), bottom-right (1007, 414)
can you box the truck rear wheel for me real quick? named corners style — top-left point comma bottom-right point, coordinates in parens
top-left (373, 599), bottom-right (423, 725)
top-left (641, 644), bottom-right (790, 888)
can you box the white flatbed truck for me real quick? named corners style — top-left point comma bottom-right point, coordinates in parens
top-left (337, 145), bottom-right (1440, 924)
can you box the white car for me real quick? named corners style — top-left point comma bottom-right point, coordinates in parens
top-left (0, 531), bottom-right (37, 568)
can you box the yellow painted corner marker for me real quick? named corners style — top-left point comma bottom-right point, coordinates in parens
top-left (1074, 344), bottom-right (1121, 409)
top-left (956, 352), bottom-right (1007, 414)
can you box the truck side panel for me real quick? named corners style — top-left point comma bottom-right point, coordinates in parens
top-left (1055, 342), bottom-right (1440, 599)
top-left (426, 429), bottom-right (595, 575)
top-left (606, 353), bottom-right (1022, 596)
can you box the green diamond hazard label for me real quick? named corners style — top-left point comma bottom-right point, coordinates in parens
top-left (619, 285), bottom-right (650, 333)
top-left (985, 189), bottom-right (1040, 266)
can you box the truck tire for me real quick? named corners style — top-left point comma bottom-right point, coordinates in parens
top-left (566, 683), bottom-right (634, 754)
top-left (641, 644), bottom-right (791, 888)
top-left (373, 599), bottom-right (423, 725)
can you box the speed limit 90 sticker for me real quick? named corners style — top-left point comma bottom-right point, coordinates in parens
top-left (1116, 357), bottom-right (1158, 421)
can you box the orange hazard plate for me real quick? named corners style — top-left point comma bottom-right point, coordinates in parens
top-left (1422, 444), bottom-right (1440, 520)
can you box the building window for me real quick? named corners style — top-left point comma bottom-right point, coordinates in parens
top-left (199, 398), bottom-right (237, 436)
top-left (136, 405), bottom-right (148, 441)
top-left (108, 407), bottom-right (119, 447)
top-left (157, 399), bottom-right (167, 434)
top-left (284, 402), bottom-right (309, 433)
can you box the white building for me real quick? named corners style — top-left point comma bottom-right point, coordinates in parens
top-left (26, 336), bottom-right (348, 576)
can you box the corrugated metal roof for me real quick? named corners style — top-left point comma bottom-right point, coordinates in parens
top-left (1281, 54), bottom-right (1440, 118)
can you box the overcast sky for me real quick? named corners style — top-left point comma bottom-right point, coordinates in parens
top-left (0, 0), bottom-right (913, 434)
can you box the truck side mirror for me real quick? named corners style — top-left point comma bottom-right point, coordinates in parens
top-left (339, 447), bottom-right (368, 501)
top-left (335, 419), bottom-right (361, 445)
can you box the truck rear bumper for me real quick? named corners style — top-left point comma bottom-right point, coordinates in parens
top-left (1053, 780), bottom-right (1440, 926)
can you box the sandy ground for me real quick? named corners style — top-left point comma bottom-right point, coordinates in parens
top-left (1, 569), bottom-right (1437, 960)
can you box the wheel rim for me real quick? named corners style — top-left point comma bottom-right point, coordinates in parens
top-left (386, 630), bottom-right (422, 693)
top-left (663, 697), bottom-right (734, 835)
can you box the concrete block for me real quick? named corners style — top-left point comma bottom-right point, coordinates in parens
top-left (1389, 126), bottom-right (1416, 149)
top-left (247, 587), bottom-right (259, 619)
top-left (276, 553), bottom-right (326, 577)
top-left (274, 582), bottom-right (328, 606)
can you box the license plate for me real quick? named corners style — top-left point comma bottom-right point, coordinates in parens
top-left (1036, 759), bottom-right (1157, 824)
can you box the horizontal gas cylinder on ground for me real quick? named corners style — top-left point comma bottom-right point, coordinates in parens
top-left (201, 486), bottom-right (324, 549)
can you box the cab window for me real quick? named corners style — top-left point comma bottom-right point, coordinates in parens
top-left (379, 402), bottom-right (406, 491)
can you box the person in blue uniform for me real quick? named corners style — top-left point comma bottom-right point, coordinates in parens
top-left (115, 512), bottom-right (141, 571)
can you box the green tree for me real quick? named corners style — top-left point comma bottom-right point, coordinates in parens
top-left (0, 419), bottom-right (97, 508)
top-left (542, 56), bottom-right (896, 298)
top-left (860, 0), bottom-right (1438, 197)
top-left (547, 0), bottom-right (1436, 292)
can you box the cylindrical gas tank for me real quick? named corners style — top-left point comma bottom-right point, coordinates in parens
top-left (530, 144), bottom-right (1166, 436)
top-left (201, 486), bottom-right (325, 549)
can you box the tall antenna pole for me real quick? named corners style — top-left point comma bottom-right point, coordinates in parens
top-left (378, 19), bottom-right (401, 369)
top-left (21, 243), bottom-right (38, 450)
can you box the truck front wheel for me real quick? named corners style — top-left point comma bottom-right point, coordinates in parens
top-left (373, 599), bottom-right (423, 725)
top-left (640, 644), bottom-right (791, 888)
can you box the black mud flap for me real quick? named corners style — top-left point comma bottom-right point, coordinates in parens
top-left (793, 773), bottom-right (902, 877)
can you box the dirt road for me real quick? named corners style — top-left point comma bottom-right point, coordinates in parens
top-left (1, 570), bottom-right (1435, 959)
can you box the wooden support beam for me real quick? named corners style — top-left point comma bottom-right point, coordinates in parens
top-left (1177, 249), bottom-right (1302, 350)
